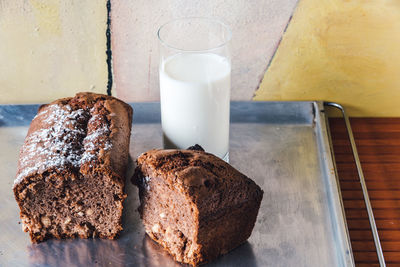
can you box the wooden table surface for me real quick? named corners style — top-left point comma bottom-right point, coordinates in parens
top-left (329, 118), bottom-right (400, 267)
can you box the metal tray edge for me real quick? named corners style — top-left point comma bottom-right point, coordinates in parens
top-left (314, 101), bottom-right (355, 267)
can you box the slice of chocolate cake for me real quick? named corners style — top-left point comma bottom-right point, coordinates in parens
top-left (132, 146), bottom-right (263, 266)
top-left (13, 93), bottom-right (133, 242)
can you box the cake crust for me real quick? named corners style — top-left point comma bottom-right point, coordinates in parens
top-left (13, 92), bottom-right (133, 242)
top-left (133, 148), bottom-right (263, 266)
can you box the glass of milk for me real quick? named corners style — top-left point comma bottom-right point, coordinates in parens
top-left (158, 17), bottom-right (232, 161)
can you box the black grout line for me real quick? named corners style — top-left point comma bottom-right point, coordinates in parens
top-left (252, 1), bottom-right (300, 99)
top-left (106, 0), bottom-right (113, 96)
top-left (266, 1), bottom-right (300, 73)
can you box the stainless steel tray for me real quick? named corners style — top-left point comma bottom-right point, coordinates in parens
top-left (0, 101), bottom-right (355, 266)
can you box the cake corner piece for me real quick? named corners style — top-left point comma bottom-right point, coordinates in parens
top-left (133, 148), bottom-right (263, 266)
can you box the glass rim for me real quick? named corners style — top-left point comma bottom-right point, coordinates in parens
top-left (157, 17), bottom-right (232, 52)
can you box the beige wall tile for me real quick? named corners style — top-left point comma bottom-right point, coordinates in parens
top-left (0, 0), bottom-right (108, 104)
top-left (255, 0), bottom-right (400, 117)
top-left (110, 0), bottom-right (298, 102)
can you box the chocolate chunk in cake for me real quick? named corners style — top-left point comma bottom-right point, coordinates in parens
top-left (132, 148), bottom-right (263, 266)
top-left (187, 144), bottom-right (205, 151)
top-left (13, 92), bottom-right (133, 243)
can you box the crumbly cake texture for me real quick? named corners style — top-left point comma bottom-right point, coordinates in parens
top-left (13, 92), bottom-right (133, 243)
top-left (132, 147), bottom-right (264, 266)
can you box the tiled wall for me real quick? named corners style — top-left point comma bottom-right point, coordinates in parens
top-left (110, 0), bottom-right (298, 102)
top-left (255, 0), bottom-right (400, 116)
top-left (1, 0), bottom-right (399, 116)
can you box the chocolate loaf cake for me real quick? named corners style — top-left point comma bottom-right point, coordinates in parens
top-left (13, 92), bottom-right (133, 243)
top-left (133, 146), bottom-right (263, 266)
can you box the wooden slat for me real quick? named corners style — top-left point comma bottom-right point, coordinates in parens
top-left (329, 118), bottom-right (400, 266)
top-left (331, 131), bottom-right (400, 139)
top-left (344, 208), bottom-right (400, 219)
top-left (357, 263), bottom-right (400, 267)
top-left (342, 190), bottom-right (400, 200)
top-left (333, 169), bottom-right (399, 181)
top-left (329, 118), bottom-right (400, 133)
top-left (354, 251), bottom-right (400, 263)
top-left (352, 241), bottom-right (400, 252)
top-left (332, 138), bottom-right (400, 146)
top-left (344, 200), bottom-right (400, 209)
top-left (333, 144), bottom-right (400, 156)
top-left (336, 163), bottom-right (400, 173)
top-left (349, 230), bottom-right (400, 241)
top-left (334, 153), bottom-right (400, 163)
top-left (347, 219), bottom-right (400, 230)
top-left (340, 180), bottom-right (400, 190)
top-left (354, 252), bottom-right (379, 263)
top-left (353, 251), bottom-right (400, 263)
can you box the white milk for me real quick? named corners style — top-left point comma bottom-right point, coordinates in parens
top-left (160, 53), bottom-right (231, 159)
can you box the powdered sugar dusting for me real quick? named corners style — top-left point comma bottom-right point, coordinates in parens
top-left (81, 113), bottom-right (112, 164)
top-left (14, 103), bottom-right (113, 186)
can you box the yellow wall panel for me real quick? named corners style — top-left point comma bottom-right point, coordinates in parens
top-left (255, 0), bottom-right (400, 117)
top-left (0, 0), bottom-right (108, 104)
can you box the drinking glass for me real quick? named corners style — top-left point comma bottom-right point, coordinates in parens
top-left (158, 17), bottom-right (232, 161)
